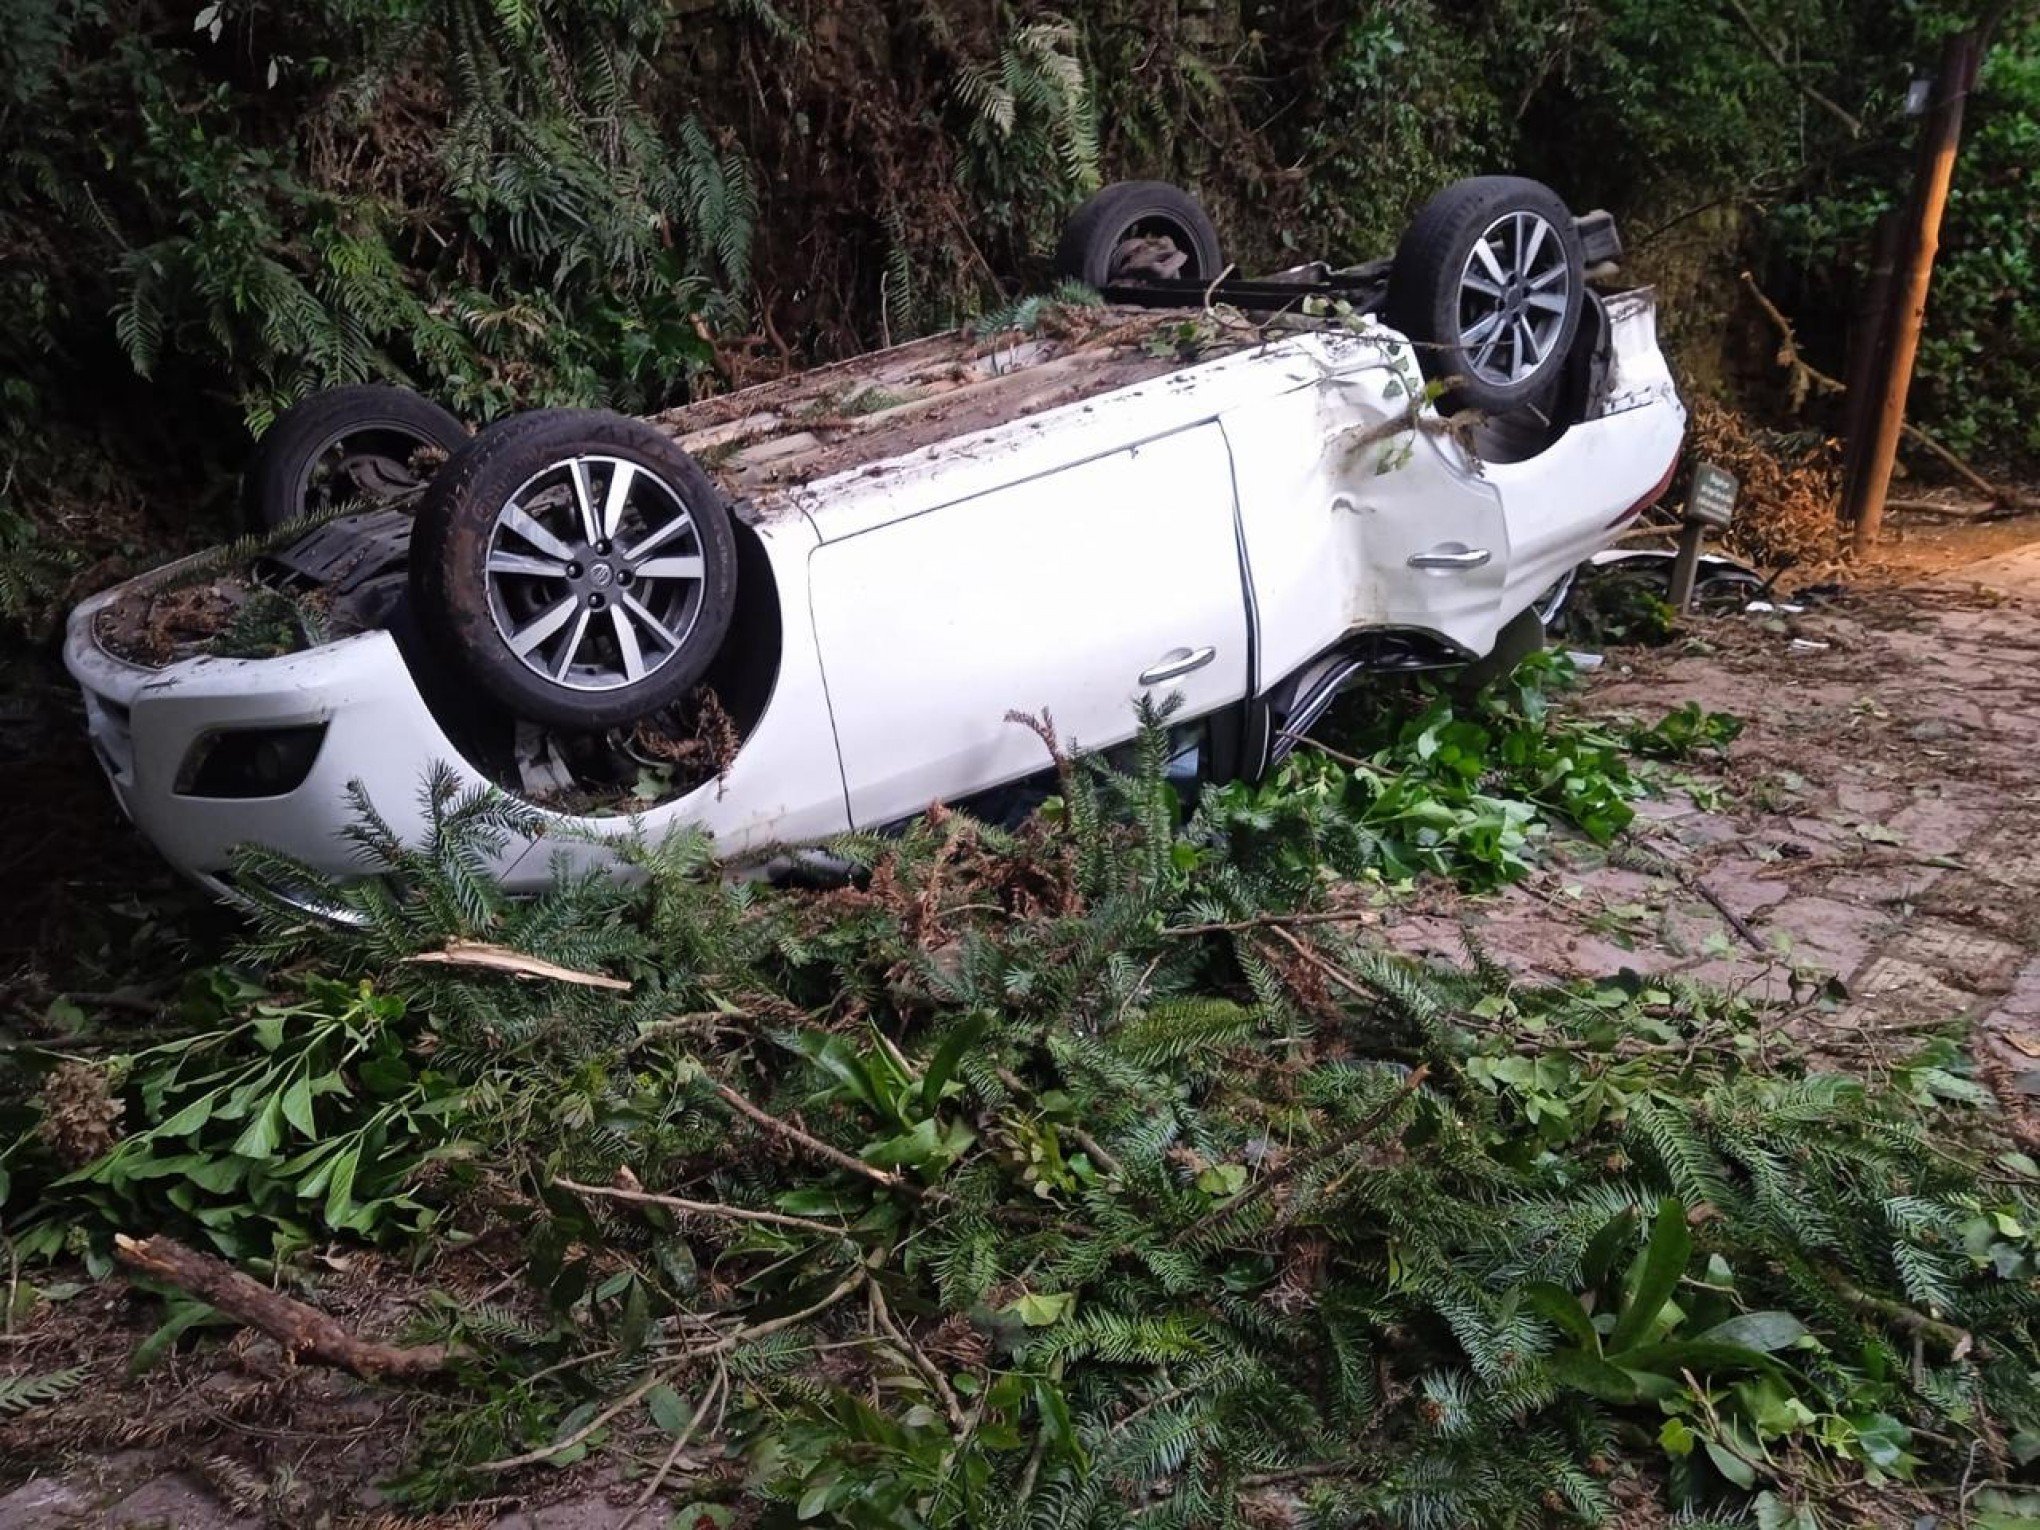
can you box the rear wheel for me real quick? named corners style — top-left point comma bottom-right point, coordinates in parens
top-left (1053, 181), bottom-right (1225, 288)
top-left (409, 410), bottom-right (739, 732)
top-left (1386, 177), bottom-right (1585, 415)
top-left (242, 384), bottom-right (466, 532)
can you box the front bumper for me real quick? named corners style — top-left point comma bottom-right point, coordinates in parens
top-left (64, 584), bottom-right (524, 892)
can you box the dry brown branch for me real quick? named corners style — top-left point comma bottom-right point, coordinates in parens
top-left (712, 1081), bottom-right (904, 1191)
top-left (474, 1265), bottom-right (867, 1473)
top-left (1161, 907), bottom-right (1381, 938)
top-left (628, 1365), bottom-right (726, 1517)
top-left (1720, 0), bottom-right (1863, 137)
top-left (404, 940), bottom-right (630, 992)
top-left (869, 1281), bottom-right (967, 1431)
top-left (1741, 272), bottom-right (2031, 510)
top-left (553, 1175), bottom-right (856, 1237)
top-left (113, 1234), bottom-right (456, 1381)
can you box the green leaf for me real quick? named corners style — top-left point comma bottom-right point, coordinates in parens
top-left (322, 1143), bottom-right (360, 1227)
top-left (1546, 1350), bottom-right (1639, 1403)
top-left (1580, 1206), bottom-right (1638, 1290)
top-left (1007, 1291), bottom-right (1075, 1327)
top-left (1608, 1197), bottom-right (1689, 1355)
top-left (1621, 1339), bottom-right (1777, 1379)
top-left (131, 1300), bottom-right (223, 1375)
top-left (1524, 1280), bottom-right (1599, 1353)
top-left (1696, 1311), bottom-right (1810, 1353)
top-left (280, 1073), bottom-right (318, 1138)
top-left (1851, 1412), bottom-right (1913, 1471)
top-left (1704, 1437), bottom-right (1758, 1488)
top-left (228, 1094), bottom-right (284, 1160)
top-left (921, 1012), bottom-right (990, 1118)
top-left (647, 1383), bottom-right (688, 1434)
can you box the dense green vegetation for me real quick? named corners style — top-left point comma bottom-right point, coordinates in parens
top-left (3, 8), bottom-right (2037, 1519)
top-left (6, 677), bottom-right (2037, 1524)
top-left (0, 0), bottom-right (2033, 632)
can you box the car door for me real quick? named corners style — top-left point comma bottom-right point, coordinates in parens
top-left (808, 425), bottom-right (1249, 828)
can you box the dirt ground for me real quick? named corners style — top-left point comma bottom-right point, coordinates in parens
top-left (5, 517), bottom-right (2039, 1528)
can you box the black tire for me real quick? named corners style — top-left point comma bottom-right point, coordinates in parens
top-left (1052, 181), bottom-right (1224, 288)
top-left (242, 384), bottom-right (467, 532)
top-left (1385, 177), bottom-right (1585, 415)
top-left (409, 410), bottom-right (739, 733)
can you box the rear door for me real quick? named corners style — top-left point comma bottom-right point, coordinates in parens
top-left (808, 426), bottom-right (1249, 828)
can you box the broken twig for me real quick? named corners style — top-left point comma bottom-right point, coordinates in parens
top-left (114, 1234), bottom-right (456, 1381)
top-left (404, 939), bottom-right (630, 992)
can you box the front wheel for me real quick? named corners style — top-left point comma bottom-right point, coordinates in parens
top-left (408, 410), bottom-right (740, 732)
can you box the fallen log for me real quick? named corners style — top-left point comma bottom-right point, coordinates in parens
top-left (113, 1234), bottom-right (456, 1381)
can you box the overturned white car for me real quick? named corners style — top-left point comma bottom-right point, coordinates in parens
top-left (65, 176), bottom-right (1684, 898)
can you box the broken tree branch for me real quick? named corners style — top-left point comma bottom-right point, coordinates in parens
top-left (113, 1234), bottom-right (456, 1381)
top-left (1720, 0), bottom-right (1863, 138)
top-left (404, 940), bottom-right (630, 992)
top-left (1741, 272), bottom-right (2034, 512)
top-left (553, 1175), bottom-right (856, 1237)
top-left (474, 1265), bottom-right (867, 1473)
top-left (711, 1081), bottom-right (904, 1191)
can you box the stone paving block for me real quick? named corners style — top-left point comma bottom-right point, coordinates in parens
top-left (0, 1478), bottom-right (91, 1529)
top-left (1881, 920), bottom-right (2027, 997)
top-left (1761, 895), bottom-right (1889, 983)
top-left (1884, 796), bottom-right (1998, 858)
top-left (103, 1473), bottom-right (259, 1529)
top-left (1843, 955), bottom-right (1982, 1024)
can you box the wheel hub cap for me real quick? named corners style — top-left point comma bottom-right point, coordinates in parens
top-left (1455, 210), bottom-right (1571, 389)
top-left (481, 453), bottom-right (709, 694)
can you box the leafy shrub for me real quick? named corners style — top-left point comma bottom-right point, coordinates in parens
top-left (1766, 19), bottom-right (2040, 462)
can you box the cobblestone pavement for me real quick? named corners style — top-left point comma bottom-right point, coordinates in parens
top-left (1386, 542), bottom-right (2040, 1135)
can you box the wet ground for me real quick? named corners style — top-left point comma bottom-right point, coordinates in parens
top-left (1387, 537), bottom-right (2040, 1133)
top-left (5, 529), bottom-right (2039, 1527)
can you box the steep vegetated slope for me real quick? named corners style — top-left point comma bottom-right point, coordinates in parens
top-left (0, 0), bottom-right (2034, 630)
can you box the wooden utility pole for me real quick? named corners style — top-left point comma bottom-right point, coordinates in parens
top-left (1842, 30), bottom-right (1980, 557)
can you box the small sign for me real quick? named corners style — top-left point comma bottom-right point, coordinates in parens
top-left (1686, 462), bottom-right (1738, 529)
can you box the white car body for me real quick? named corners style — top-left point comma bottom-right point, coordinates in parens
top-left (66, 292), bottom-right (1683, 898)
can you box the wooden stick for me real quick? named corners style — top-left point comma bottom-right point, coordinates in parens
top-left (113, 1234), bottom-right (455, 1381)
top-left (404, 939), bottom-right (630, 992)
top-left (553, 1175), bottom-right (855, 1237)
top-left (1161, 907), bottom-right (1380, 939)
top-left (712, 1081), bottom-right (904, 1191)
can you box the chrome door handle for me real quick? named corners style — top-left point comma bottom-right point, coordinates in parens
top-left (1139, 645), bottom-right (1217, 685)
top-left (1407, 547), bottom-right (1493, 569)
